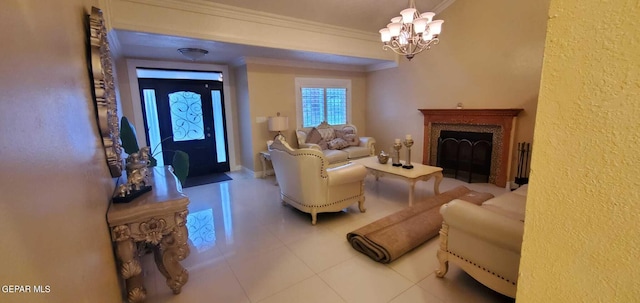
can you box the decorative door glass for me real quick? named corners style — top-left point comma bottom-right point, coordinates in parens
top-left (169, 91), bottom-right (205, 141)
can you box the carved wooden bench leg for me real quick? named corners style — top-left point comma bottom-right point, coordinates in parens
top-left (435, 223), bottom-right (449, 277)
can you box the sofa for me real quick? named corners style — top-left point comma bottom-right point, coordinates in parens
top-left (296, 121), bottom-right (375, 165)
top-left (269, 137), bottom-right (368, 225)
top-left (435, 184), bottom-right (527, 298)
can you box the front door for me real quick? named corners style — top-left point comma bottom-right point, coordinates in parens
top-left (138, 78), bottom-right (230, 177)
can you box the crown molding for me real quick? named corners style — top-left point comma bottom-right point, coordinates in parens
top-left (366, 61), bottom-right (399, 72)
top-left (115, 0), bottom-right (379, 42)
top-left (240, 57), bottom-right (367, 72)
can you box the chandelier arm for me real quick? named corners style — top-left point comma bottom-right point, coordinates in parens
top-left (383, 37), bottom-right (439, 58)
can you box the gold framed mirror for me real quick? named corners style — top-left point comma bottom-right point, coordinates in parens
top-left (88, 7), bottom-right (123, 177)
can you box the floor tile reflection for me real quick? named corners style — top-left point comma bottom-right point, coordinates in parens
top-left (141, 171), bottom-right (514, 303)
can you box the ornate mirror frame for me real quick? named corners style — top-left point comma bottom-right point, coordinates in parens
top-left (88, 7), bottom-right (123, 177)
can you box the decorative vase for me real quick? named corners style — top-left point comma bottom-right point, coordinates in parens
top-left (378, 151), bottom-right (389, 164)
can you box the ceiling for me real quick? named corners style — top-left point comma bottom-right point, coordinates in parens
top-left (115, 0), bottom-right (450, 68)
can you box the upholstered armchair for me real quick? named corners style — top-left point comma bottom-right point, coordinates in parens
top-left (269, 138), bottom-right (368, 225)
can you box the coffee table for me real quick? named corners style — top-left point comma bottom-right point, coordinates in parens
top-left (352, 156), bottom-right (443, 205)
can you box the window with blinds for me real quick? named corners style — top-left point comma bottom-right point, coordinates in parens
top-left (296, 78), bottom-right (351, 128)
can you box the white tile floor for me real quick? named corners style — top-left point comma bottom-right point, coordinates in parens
top-left (141, 171), bottom-right (516, 303)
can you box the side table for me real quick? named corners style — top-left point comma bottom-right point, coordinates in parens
top-left (259, 150), bottom-right (279, 185)
top-left (259, 150), bottom-right (271, 178)
top-left (107, 166), bottom-right (191, 303)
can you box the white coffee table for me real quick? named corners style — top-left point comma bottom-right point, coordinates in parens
top-left (352, 156), bottom-right (443, 205)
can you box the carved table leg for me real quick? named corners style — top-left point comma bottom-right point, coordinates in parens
top-left (114, 229), bottom-right (146, 303)
top-left (154, 224), bottom-right (190, 294)
top-left (408, 179), bottom-right (417, 206)
top-left (433, 171), bottom-right (443, 195)
top-left (260, 154), bottom-right (267, 178)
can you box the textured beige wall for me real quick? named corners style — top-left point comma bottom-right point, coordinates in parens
top-left (244, 63), bottom-right (367, 173)
top-left (518, 0), bottom-right (640, 301)
top-left (0, 1), bottom-right (121, 302)
top-left (367, 0), bottom-right (549, 181)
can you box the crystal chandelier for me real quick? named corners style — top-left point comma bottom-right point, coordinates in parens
top-left (379, 0), bottom-right (444, 60)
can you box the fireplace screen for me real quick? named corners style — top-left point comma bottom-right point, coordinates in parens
top-left (437, 131), bottom-right (493, 183)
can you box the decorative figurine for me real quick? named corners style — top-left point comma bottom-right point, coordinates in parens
top-left (117, 184), bottom-right (130, 197)
top-left (139, 146), bottom-right (151, 166)
top-left (113, 146), bottom-right (154, 203)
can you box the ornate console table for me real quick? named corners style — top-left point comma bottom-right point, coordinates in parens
top-left (107, 166), bottom-right (190, 303)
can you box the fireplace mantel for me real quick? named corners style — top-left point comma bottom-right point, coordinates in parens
top-left (419, 108), bottom-right (523, 187)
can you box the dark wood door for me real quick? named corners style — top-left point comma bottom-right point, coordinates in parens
top-left (138, 78), bottom-right (229, 177)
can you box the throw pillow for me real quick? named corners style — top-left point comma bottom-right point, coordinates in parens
top-left (318, 139), bottom-right (329, 150)
top-left (344, 133), bottom-right (360, 146)
top-left (305, 127), bottom-right (323, 144)
top-left (334, 129), bottom-right (346, 140)
top-left (342, 127), bottom-right (356, 135)
top-left (317, 127), bottom-right (336, 142)
top-left (328, 138), bottom-right (350, 150)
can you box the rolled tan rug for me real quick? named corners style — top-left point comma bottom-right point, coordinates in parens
top-left (347, 186), bottom-right (494, 263)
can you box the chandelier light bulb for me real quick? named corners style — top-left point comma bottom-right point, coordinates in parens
top-left (400, 8), bottom-right (417, 23)
top-left (388, 23), bottom-right (403, 37)
top-left (420, 12), bottom-right (435, 22)
top-left (413, 18), bottom-right (428, 34)
top-left (423, 33), bottom-right (434, 41)
top-left (379, 28), bottom-right (392, 42)
top-left (428, 20), bottom-right (444, 35)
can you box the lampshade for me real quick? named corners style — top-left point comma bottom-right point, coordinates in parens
top-left (413, 18), bottom-right (428, 34)
top-left (268, 115), bottom-right (289, 132)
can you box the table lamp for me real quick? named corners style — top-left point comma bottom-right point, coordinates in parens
top-left (268, 112), bottom-right (289, 141)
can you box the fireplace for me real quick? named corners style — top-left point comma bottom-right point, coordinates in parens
top-left (419, 109), bottom-right (522, 187)
top-left (437, 131), bottom-right (493, 183)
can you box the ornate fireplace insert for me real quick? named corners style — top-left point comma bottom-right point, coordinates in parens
top-left (437, 131), bottom-right (493, 183)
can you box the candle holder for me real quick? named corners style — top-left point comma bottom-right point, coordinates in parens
top-left (402, 138), bottom-right (414, 169)
top-left (392, 142), bottom-right (403, 167)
